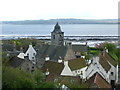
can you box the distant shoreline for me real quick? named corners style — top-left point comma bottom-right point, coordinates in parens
top-left (2, 19), bottom-right (119, 24)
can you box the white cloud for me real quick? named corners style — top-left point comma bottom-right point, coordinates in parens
top-left (0, 0), bottom-right (119, 21)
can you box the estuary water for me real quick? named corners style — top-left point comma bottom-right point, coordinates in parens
top-left (1, 24), bottom-right (118, 37)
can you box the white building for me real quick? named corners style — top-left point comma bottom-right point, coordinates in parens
top-left (61, 58), bottom-right (87, 79)
top-left (85, 51), bottom-right (118, 86)
top-left (25, 45), bottom-right (37, 64)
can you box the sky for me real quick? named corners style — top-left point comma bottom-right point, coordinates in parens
top-left (0, 0), bottom-right (119, 21)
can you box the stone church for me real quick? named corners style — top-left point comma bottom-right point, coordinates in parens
top-left (35, 22), bottom-right (88, 62)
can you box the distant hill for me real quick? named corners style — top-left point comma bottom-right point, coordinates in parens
top-left (2, 19), bottom-right (118, 24)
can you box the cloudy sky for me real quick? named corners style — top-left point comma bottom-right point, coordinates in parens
top-left (0, 0), bottom-right (119, 21)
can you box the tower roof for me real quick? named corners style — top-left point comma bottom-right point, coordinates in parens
top-left (52, 22), bottom-right (62, 33)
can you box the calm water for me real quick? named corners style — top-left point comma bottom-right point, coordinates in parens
top-left (1, 24), bottom-right (118, 36)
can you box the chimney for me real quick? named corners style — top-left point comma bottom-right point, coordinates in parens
top-left (45, 55), bottom-right (50, 61)
top-left (58, 56), bottom-right (63, 63)
top-left (45, 68), bottom-right (50, 76)
top-left (105, 47), bottom-right (108, 53)
top-left (29, 45), bottom-right (32, 48)
top-left (64, 60), bottom-right (68, 66)
top-left (20, 47), bottom-right (23, 52)
top-left (81, 55), bottom-right (85, 59)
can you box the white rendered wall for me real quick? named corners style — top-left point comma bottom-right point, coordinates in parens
top-left (61, 61), bottom-right (73, 76)
top-left (72, 66), bottom-right (87, 79)
top-left (85, 57), bottom-right (107, 81)
top-left (25, 45), bottom-right (37, 61)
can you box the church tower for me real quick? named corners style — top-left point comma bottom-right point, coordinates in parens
top-left (51, 22), bottom-right (64, 46)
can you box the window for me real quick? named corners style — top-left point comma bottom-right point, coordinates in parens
top-left (33, 53), bottom-right (35, 56)
top-left (32, 57), bottom-right (34, 59)
top-left (53, 35), bottom-right (55, 39)
top-left (27, 53), bottom-right (29, 56)
top-left (94, 63), bottom-right (97, 65)
top-left (80, 71), bottom-right (83, 75)
top-left (111, 72), bottom-right (114, 76)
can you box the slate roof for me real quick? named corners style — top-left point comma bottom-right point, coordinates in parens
top-left (41, 61), bottom-right (64, 75)
top-left (72, 45), bottom-right (88, 52)
top-left (36, 44), bottom-right (87, 62)
top-left (9, 56), bottom-right (25, 68)
top-left (87, 73), bottom-right (111, 88)
top-left (68, 58), bottom-right (87, 71)
top-left (52, 22), bottom-right (63, 33)
top-left (36, 45), bottom-right (68, 61)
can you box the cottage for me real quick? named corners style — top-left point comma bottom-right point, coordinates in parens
top-left (25, 45), bottom-right (37, 64)
top-left (85, 50), bottom-right (118, 87)
top-left (61, 58), bottom-right (87, 78)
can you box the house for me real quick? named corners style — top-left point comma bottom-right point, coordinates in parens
top-left (87, 73), bottom-right (111, 88)
top-left (25, 45), bottom-right (37, 64)
top-left (9, 56), bottom-right (37, 73)
top-left (41, 57), bottom-right (87, 78)
top-left (61, 58), bottom-right (87, 78)
top-left (41, 61), bottom-right (82, 88)
top-left (85, 50), bottom-right (118, 87)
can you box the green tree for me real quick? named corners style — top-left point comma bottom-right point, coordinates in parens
top-left (33, 69), bottom-right (45, 88)
top-left (2, 66), bottom-right (35, 88)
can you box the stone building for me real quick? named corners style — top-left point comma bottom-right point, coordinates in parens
top-left (9, 56), bottom-right (36, 73)
top-left (35, 23), bottom-right (88, 62)
top-left (51, 22), bottom-right (64, 46)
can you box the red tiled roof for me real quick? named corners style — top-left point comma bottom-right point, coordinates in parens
top-left (94, 73), bottom-right (111, 88)
top-left (88, 73), bottom-right (111, 88)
